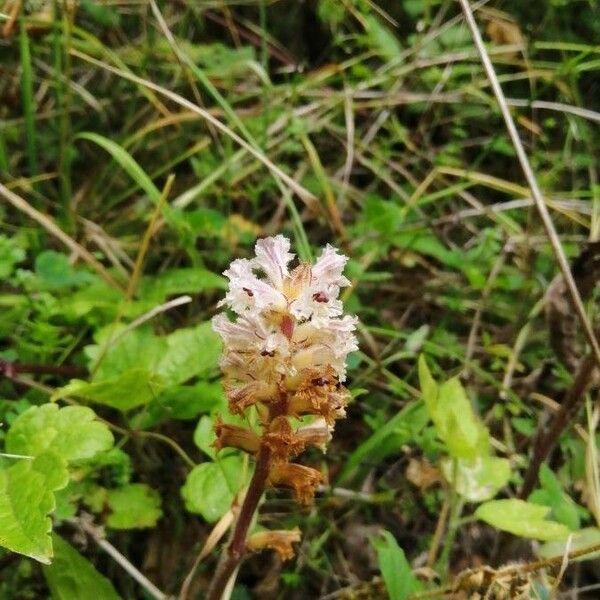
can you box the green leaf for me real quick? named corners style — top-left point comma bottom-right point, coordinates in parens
top-left (53, 369), bottom-right (164, 412)
top-left (418, 355), bottom-right (437, 408)
top-left (181, 455), bottom-right (246, 522)
top-left (528, 464), bottom-right (581, 530)
top-left (61, 281), bottom-right (124, 320)
top-left (157, 322), bottom-right (221, 386)
top-left (86, 326), bottom-right (166, 381)
top-left (43, 535), bottom-right (122, 599)
top-left (0, 234), bottom-right (25, 278)
top-left (394, 231), bottom-right (462, 269)
top-left (194, 415), bottom-right (218, 459)
top-left (441, 456), bottom-right (511, 502)
top-left (86, 322), bottom-right (220, 388)
top-left (79, 0), bottom-right (121, 27)
top-left (6, 404), bottom-right (114, 463)
top-left (76, 132), bottom-right (162, 205)
top-left (475, 499), bottom-right (571, 541)
top-left (138, 268), bottom-right (226, 302)
top-left (539, 528), bottom-right (600, 562)
top-left (365, 15), bottom-right (402, 59)
top-left (0, 452), bottom-right (69, 563)
top-left (418, 356), bottom-right (488, 460)
top-left (137, 381), bottom-right (225, 428)
top-left (106, 484), bottom-right (162, 529)
top-left (372, 531), bottom-right (420, 600)
top-left (338, 401), bottom-right (428, 483)
top-left (403, 0), bottom-right (425, 18)
top-left (35, 251), bottom-right (92, 290)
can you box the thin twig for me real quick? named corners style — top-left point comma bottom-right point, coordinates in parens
top-left (427, 498), bottom-right (450, 569)
top-left (0, 360), bottom-right (86, 379)
top-left (179, 507), bottom-right (236, 600)
top-left (408, 541), bottom-right (600, 600)
top-left (77, 516), bottom-right (169, 600)
top-left (107, 295), bottom-right (192, 349)
top-left (458, 0), bottom-right (600, 370)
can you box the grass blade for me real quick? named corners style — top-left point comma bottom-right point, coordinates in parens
top-left (76, 132), bottom-right (162, 205)
top-left (19, 19), bottom-right (38, 181)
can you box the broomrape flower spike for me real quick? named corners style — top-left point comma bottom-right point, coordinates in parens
top-left (207, 235), bottom-right (357, 600)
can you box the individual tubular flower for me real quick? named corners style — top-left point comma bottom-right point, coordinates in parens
top-left (267, 462), bottom-right (325, 505)
top-left (246, 528), bottom-right (302, 561)
top-left (211, 235), bottom-right (357, 563)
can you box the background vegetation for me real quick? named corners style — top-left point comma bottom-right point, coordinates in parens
top-left (1, 0), bottom-right (600, 598)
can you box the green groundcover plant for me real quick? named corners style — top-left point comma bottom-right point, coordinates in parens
top-left (2, 0), bottom-right (600, 599)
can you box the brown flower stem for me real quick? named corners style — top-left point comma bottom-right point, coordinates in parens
top-left (205, 444), bottom-right (272, 600)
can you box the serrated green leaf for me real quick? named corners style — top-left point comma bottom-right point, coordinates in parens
top-left (44, 534), bottom-right (122, 599)
top-left (181, 455), bottom-right (246, 522)
top-left (6, 404), bottom-right (114, 463)
top-left (53, 369), bottom-right (164, 412)
top-left (475, 499), bottom-right (571, 541)
top-left (86, 322), bottom-right (220, 388)
top-left (441, 456), bottom-right (511, 502)
top-left (106, 483), bottom-right (162, 529)
top-left (0, 453), bottom-right (69, 563)
top-left (372, 531), bottom-right (421, 600)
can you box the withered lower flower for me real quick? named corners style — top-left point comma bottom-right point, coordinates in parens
top-left (213, 417), bottom-right (260, 455)
top-left (246, 528), bottom-right (302, 561)
top-left (267, 461), bottom-right (326, 505)
top-left (210, 235), bottom-right (357, 576)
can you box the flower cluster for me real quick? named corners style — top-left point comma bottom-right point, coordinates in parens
top-left (212, 235), bottom-right (357, 558)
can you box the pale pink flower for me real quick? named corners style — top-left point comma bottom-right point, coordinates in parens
top-left (213, 235), bottom-right (357, 412)
top-left (253, 235), bottom-right (294, 289)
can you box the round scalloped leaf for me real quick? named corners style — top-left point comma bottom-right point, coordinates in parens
top-left (181, 456), bottom-right (246, 523)
top-left (106, 484), bottom-right (162, 529)
top-left (6, 404), bottom-right (114, 464)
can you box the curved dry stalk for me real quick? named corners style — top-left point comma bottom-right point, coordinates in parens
top-left (77, 516), bottom-right (168, 600)
top-left (0, 182), bottom-right (122, 289)
top-left (69, 49), bottom-right (317, 207)
top-left (458, 0), bottom-right (600, 370)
